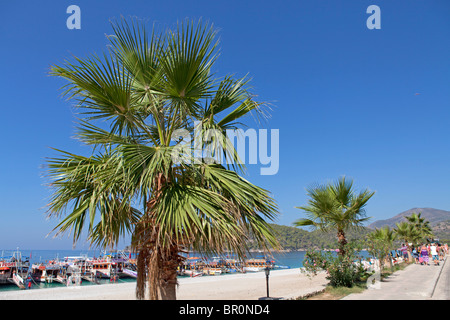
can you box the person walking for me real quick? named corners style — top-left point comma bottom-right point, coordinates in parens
top-left (430, 243), bottom-right (439, 266)
top-left (420, 244), bottom-right (429, 266)
top-left (437, 243), bottom-right (444, 261)
top-left (400, 243), bottom-right (409, 262)
top-left (411, 246), bottom-right (419, 264)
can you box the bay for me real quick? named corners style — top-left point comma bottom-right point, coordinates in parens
top-left (0, 249), bottom-right (372, 292)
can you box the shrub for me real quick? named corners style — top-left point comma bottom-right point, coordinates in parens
top-left (302, 246), bottom-right (368, 288)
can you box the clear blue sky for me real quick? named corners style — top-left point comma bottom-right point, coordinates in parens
top-left (1, 0), bottom-right (450, 249)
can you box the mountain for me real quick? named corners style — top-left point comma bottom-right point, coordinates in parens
top-left (368, 208), bottom-right (450, 229)
top-left (433, 221), bottom-right (450, 242)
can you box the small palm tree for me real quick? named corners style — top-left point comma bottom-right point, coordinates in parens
top-left (46, 18), bottom-right (280, 300)
top-left (405, 212), bottom-right (433, 243)
top-left (394, 221), bottom-right (421, 262)
top-left (367, 227), bottom-right (396, 271)
top-left (294, 177), bottom-right (375, 256)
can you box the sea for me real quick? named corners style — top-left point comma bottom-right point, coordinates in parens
top-left (0, 249), bottom-right (372, 292)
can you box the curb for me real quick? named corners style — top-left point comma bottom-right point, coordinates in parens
top-left (430, 255), bottom-right (448, 299)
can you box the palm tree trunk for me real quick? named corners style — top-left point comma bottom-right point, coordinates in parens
top-left (157, 245), bottom-right (179, 300)
top-left (146, 243), bottom-right (180, 300)
top-left (140, 173), bottom-right (177, 300)
top-left (133, 220), bottom-right (184, 300)
top-left (388, 254), bottom-right (394, 272)
top-left (337, 229), bottom-right (347, 257)
top-left (136, 247), bottom-right (150, 300)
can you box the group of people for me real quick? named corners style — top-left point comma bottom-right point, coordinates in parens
top-left (410, 242), bottom-right (448, 266)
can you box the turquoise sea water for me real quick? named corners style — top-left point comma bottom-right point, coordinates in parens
top-left (0, 249), bottom-right (371, 292)
top-left (1, 248), bottom-right (309, 268)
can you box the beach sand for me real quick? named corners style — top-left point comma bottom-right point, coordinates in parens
top-left (0, 269), bottom-right (327, 300)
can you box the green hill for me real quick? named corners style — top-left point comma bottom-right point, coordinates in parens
top-left (251, 214), bottom-right (450, 251)
top-left (247, 223), bottom-right (371, 251)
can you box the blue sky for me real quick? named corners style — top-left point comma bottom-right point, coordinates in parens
top-left (1, 0), bottom-right (450, 249)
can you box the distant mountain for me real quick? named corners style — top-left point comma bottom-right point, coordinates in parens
top-left (368, 208), bottom-right (450, 229)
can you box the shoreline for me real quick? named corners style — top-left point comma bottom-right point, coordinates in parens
top-left (0, 268), bottom-right (328, 300)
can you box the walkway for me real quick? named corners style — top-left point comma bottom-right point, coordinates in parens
top-left (343, 255), bottom-right (449, 300)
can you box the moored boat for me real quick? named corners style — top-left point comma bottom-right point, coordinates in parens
top-left (243, 258), bottom-right (274, 272)
top-left (31, 262), bottom-right (62, 283)
top-left (182, 269), bottom-right (203, 277)
top-left (0, 249), bottom-right (30, 288)
top-left (89, 258), bottom-right (113, 278)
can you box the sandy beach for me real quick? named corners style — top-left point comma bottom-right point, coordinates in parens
top-left (0, 269), bottom-right (328, 300)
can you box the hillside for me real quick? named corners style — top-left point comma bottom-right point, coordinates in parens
top-left (368, 208), bottom-right (450, 229)
top-left (432, 220), bottom-right (450, 242)
top-left (247, 223), bottom-right (371, 251)
top-left (257, 208), bottom-right (450, 251)
top-left (246, 208), bottom-right (450, 251)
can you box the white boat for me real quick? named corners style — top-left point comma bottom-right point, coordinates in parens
top-left (183, 269), bottom-right (203, 277)
top-left (203, 267), bottom-right (223, 275)
top-left (1, 249), bottom-right (30, 288)
top-left (243, 258), bottom-right (274, 272)
top-left (31, 263), bottom-right (62, 282)
top-left (66, 273), bottom-right (82, 287)
top-left (64, 256), bottom-right (88, 266)
top-left (12, 272), bottom-right (25, 289)
top-left (88, 258), bottom-right (113, 278)
top-left (122, 268), bottom-right (137, 278)
top-left (55, 274), bottom-right (67, 285)
top-left (243, 266), bottom-right (264, 272)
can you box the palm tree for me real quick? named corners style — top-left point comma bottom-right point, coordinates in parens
top-left (393, 221), bottom-right (421, 262)
top-left (45, 18), bottom-right (280, 300)
top-left (405, 212), bottom-right (433, 243)
top-left (367, 227), bottom-right (396, 271)
top-left (293, 177), bottom-right (375, 256)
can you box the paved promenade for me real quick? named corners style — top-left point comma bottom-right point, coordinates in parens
top-left (343, 255), bottom-right (449, 300)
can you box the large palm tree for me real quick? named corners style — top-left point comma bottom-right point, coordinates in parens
top-left (293, 177), bottom-right (374, 256)
top-left (45, 18), bottom-right (280, 300)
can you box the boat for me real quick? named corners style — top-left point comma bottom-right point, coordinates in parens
top-left (180, 256), bottom-right (206, 276)
top-left (54, 274), bottom-right (68, 285)
top-left (120, 251), bottom-right (138, 279)
top-left (0, 261), bottom-right (15, 284)
top-left (30, 262), bottom-right (63, 283)
top-left (85, 250), bottom-right (136, 279)
top-left (0, 249), bottom-right (30, 288)
top-left (201, 267), bottom-right (223, 275)
top-left (66, 272), bottom-right (82, 286)
top-left (122, 267), bottom-right (137, 278)
top-left (89, 258), bottom-right (113, 278)
top-left (274, 265), bottom-right (290, 269)
top-left (243, 258), bottom-right (274, 272)
top-left (12, 272), bottom-right (25, 289)
top-left (222, 258), bottom-right (244, 273)
top-left (182, 269), bottom-right (203, 277)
